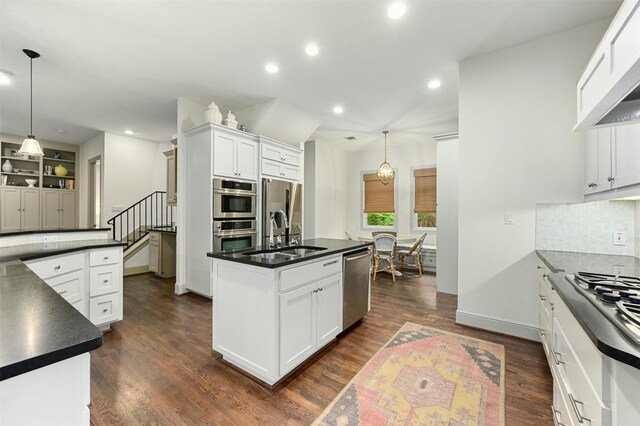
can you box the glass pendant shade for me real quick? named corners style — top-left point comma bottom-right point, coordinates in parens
top-left (377, 130), bottom-right (394, 185)
top-left (377, 161), bottom-right (395, 185)
top-left (19, 135), bottom-right (44, 156)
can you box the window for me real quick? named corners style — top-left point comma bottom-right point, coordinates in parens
top-left (413, 167), bottom-right (437, 230)
top-left (362, 172), bottom-right (396, 229)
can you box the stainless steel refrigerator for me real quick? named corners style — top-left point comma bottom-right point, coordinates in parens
top-left (262, 178), bottom-right (302, 246)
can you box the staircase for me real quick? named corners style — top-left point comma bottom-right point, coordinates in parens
top-left (107, 191), bottom-right (175, 262)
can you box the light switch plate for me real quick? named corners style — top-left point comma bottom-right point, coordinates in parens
top-left (504, 213), bottom-right (514, 225)
top-left (613, 265), bottom-right (626, 276)
top-left (111, 205), bottom-right (124, 213)
top-left (43, 235), bottom-right (59, 243)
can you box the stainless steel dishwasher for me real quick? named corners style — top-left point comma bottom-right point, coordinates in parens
top-left (342, 248), bottom-right (372, 330)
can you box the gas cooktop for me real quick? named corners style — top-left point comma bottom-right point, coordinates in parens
top-left (568, 272), bottom-right (640, 345)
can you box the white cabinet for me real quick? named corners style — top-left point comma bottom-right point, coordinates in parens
top-left (575, 0), bottom-right (640, 129)
top-left (260, 138), bottom-right (302, 182)
top-left (279, 273), bottom-right (342, 375)
top-left (213, 132), bottom-right (258, 181)
top-left (584, 122), bottom-right (640, 197)
top-left (0, 187), bottom-right (40, 232)
top-left (42, 189), bottom-right (76, 230)
top-left (213, 254), bottom-right (345, 385)
top-left (25, 247), bottom-right (123, 329)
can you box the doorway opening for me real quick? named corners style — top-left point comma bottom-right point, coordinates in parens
top-left (88, 156), bottom-right (101, 228)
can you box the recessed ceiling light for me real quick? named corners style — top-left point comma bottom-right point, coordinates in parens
top-left (124, 130), bottom-right (135, 135)
top-left (0, 73), bottom-right (10, 85)
top-left (387, 2), bottom-right (406, 19)
top-left (427, 79), bottom-right (441, 89)
top-left (265, 63), bottom-right (279, 73)
top-left (333, 106), bottom-right (344, 114)
top-left (305, 44), bottom-right (319, 56)
top-left (56, 129), bottom-right (66, 133)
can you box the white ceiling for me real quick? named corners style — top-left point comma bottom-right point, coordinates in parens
top-left (0, 0), bottom-right (621, 148)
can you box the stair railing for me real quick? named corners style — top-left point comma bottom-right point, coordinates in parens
top-left (107, 191), bottom-right (175, 250)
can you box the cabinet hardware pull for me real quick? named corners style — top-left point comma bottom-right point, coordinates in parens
top-left (551, 406), bottom-right (565, 426)
top-left (103, 256), bottom-right (109, 260)
top-left (539, 294), bottom-right (546, 301)
top-left (552, 350), bottom-right (565, 365)
top-left (313, 289), bottom-right (318, 293)
top-left (318, 287), bottom-right (323, 292)
top-left (568, 393), bottom-right (590, 423)
top-left (608, 176), bottom-right (614, 182)
top-left (102, 308), bottom-right (108, 313)
top-left (54, 265), bottom-right (61, 270)
top-left (543, 273), bottom-right (548, 278)
top-left (103, 279), bottom-right (109, 283)
top-left (323, 260), bottom-right (338, 267)
top-left (539, 329), bottom-right (546, 336)
top-left (58, 290), bottom-right (67, 295)
top-left (537, 266), bottom-right (543, 270)
top-left (588, 183), bottom-right (597, 188)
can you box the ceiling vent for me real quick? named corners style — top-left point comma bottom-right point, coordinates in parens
top-left (345, 136), bottom-right (356, 140)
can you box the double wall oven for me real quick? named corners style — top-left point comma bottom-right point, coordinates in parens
top-left (213, 179), bottom-right (257, 252)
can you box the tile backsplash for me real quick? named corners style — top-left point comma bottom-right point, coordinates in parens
top-left (536, 200), bottom-right (638, 256)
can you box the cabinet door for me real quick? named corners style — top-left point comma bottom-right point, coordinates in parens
top-left (166, 151), bottom-right (177, 205)
top-left (47, 270), bottom-right (84, 306)
top-left (279, 282), bottom-right (316, 376)
top-left (0, 188), bottom-right (23, 231)
top-left (315, 274), bottom-right (343, 349)
top-left (596, 127), bottom-right (613, 191)
top-left (281, 149), bottom-right (300, 167)
top-left (261, 143), bottom-right (282, 163)
top-left (41, 190), bottom-right (61, 230)
top-left (236, 137), bottom-right (258, 181)
top-left (21, 189), bottom-right (41, 230)
top-left (213, 133), bottom-right (237, 179)
top-left (281, 164), bottom-right (300, 181)
top-left (261, 159), bottom-right (282, 178)
top-left (149, 239), bottom-right (160, 273)
top-left (60, 191), bottom-right (76, 229)
top-left (584, 130), bottom-right (599, 194)
top-left (613, 123), bottom-right (640, 188)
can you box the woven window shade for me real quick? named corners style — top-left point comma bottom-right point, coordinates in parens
top-left (363, 173), bottom-right (394, 213)
top-left (414, 168), bottom-right (437, 212)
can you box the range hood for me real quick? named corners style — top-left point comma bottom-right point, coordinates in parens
top-left (597, 84), bottom-right (640, 126)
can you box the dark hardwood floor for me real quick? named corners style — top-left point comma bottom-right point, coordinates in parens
top-left (90, 271), bottom-right (552, 425)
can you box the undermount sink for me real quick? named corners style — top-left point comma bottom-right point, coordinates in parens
top-left (242, 245), bottom-right (327, 260)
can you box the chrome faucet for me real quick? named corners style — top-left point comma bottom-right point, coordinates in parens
top-left (269, 210), bottom-right (289, 249)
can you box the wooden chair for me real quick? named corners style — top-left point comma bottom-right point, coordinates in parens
top-left (397, 232), bottom-right (428, 276)
top-left (372, 233), bottom-right (397, 282)
top-left (345, 231), bottom-right (353, 240)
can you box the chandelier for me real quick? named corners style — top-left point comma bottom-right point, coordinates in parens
top-left (376, 130), bottom-right (394, 185)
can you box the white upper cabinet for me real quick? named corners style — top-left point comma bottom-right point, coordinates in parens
top-left (213, 132), bottom-right (258, 181)
top-left (612, 123), bottom-right (640, 188)
top-left (584, 128), bottom-right (613, 194)
top-left (575, 0), bottom-right (640, 129)
top-left (259, 137), bottom-right (302, 182)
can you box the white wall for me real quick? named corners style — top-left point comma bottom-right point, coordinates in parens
top-left (344, 137), bottom-right (437, 243)
top-left (636, 203), bottom-right (640, 259)
top-left (312, 141), bottom-right (348, 239)
top-left (436, 135), bottom-right (459, 294)
top-left (78, 133), bottom-right (104, 227)
top-left (457, 20), bottom-right (609, 339)
top-left (536, 200), bottom-right (637, 256)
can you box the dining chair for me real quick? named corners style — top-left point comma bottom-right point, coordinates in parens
top-left (397, 232), bottom-right (428, 276)
top-left (372, 233), bottom-right (398, 282)
top-left (371, 231), bottom-right (397, 237)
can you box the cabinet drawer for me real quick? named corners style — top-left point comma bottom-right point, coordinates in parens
top-left (280, 256), bottom-right (342, 293)
top-left (26, 252), bottom-right (85, 279)
top-left (70, 298), bottom-right (87, 317)
top-left (423, 254), bottom-right (436, 266)
top-left (261, 143), bottom-right (300, 166)
top-left (89, 248), bottom-right (120, 267)
top-left (48, 270), bottom-right (84, 305)
top-left (90, 292), bottom-right (122, 325)
top-left (553, 317), bottom-right (610, 426)
top-left (89, 264), bottom-right (121, 297)
top-left (149, 232), bottom-right (160, 243)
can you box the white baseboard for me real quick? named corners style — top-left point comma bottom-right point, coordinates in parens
top-left (456, 310), bottom-right (541, 342)
top-left (123, 265), bottom-right (149, 276)
top-left (174, 282), bottom-right (189, 295)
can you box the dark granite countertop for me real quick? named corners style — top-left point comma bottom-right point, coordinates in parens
top-left (208, 238), bottom-right (372, 268)
top-left (0, 239), bottom-right (126, 263)
top-left (0, 227), bottom-right (110, 237)
top-left (0, 239), bottom-right (125, 381)
top-left (151, 226), bottom-right (177, 233)
top-left (536, 250), bottom-right (640, 369)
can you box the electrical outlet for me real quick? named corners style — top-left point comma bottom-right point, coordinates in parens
top-left (504, 213), bottom-right (514, 225)
top-left (111, 205), bottom-right (124, 213)
top-left (613, 265), bottom-right (626, 276)
top-left (613, 231), bottom-right (626, 246)
top-left (43, 235), bottom-right (59, 243)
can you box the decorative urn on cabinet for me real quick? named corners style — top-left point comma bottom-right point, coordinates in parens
top-left (223, 111), bottom-right (238, 129)
top-left (2, 159), bottom-right (13, 173)
top-left (205, 102), bottom-right (223, 124)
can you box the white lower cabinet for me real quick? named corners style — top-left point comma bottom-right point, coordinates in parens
top-left (213, 255), bottom-right (343, 385)
top-left (279, 273), bottom-right (342, 376)
top-left (25, 247), bottom-right (123, 329)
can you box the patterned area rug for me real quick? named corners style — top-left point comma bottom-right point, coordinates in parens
top-left (313, 322), bottom-right (505, 425)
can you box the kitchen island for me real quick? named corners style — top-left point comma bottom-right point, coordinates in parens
top-left (0, 228), bottom-right (125, 425)
top-left (207, 238), bottom-right (371, 386)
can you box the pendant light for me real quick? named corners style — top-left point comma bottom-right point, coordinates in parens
top-left (376, 130), bottom-right (394, 185)
top-left (18, 49), bottom-right (44, 156)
